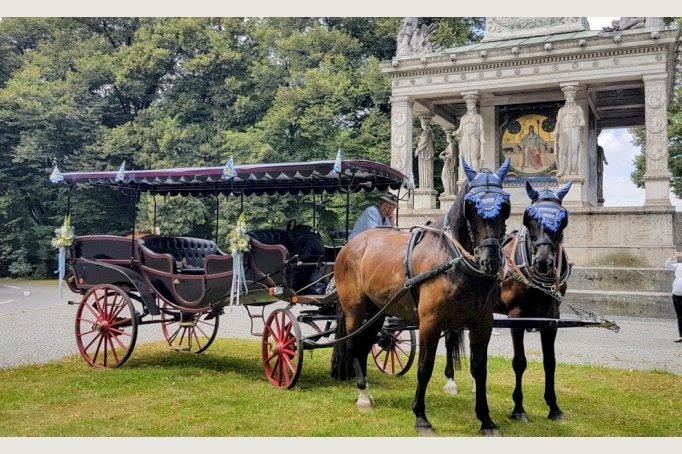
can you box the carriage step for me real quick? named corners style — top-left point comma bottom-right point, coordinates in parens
top-left (169, 345), bottom-right (191, 352)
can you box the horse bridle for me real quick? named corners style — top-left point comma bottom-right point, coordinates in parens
top-left (464, 185), bottom-right (510, 258)
top-left (522, 198), bottom-right (567, 289)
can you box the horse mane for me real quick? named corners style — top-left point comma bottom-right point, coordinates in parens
top-left (442, 181), bottom-right (473, 252)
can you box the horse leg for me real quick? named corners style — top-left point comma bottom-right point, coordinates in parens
top-left (352, 311), bottom-right (386, 412)
top-left (540, 328), bottom-right (565, 421)
top-left (469, 323), bottom-right (500, 436)
top-left (510, 327), bottom-right (530, 422)
top-left (412, 325), bottom-right (441, 435)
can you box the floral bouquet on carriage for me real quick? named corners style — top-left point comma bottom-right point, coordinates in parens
top-left (52, 215), bottom-right (75, 299)
top-left (228, 213), bottom-right (250, 305)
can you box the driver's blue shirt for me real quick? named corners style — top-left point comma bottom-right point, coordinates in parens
top-left (348, 205), bottom-right (391, 241)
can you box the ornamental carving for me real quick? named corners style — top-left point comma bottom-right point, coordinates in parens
top-left (646, 89), bottom-right (665, 109)
top-left (646, 115), bottom-right (665, 134)
top-left (483, 17), bottom-right (589, 42)
top-left (393, 108), bottom-right (407, 127)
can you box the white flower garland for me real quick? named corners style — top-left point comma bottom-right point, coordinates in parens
top-left (52, 216), bottom-right (75, 299)
top-left (228, 213), bottom-right (250, 306)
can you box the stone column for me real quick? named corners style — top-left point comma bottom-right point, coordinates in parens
top-left (438, 127), bottom-right (457, 211)
top-left (643, 74), bottom-right (672, 207)
top-left (413, 113), bottom-right (437, 209)
top-left (457, 90), bottom-right (482, 183)
top-left (556, 82), bottom-right (586, 208)
top-left (390, 95), bottom-right (414, 209)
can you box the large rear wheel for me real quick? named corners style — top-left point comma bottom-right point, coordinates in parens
top-left (262, 309), bottom-right (303, 389)
top-left (160, 301), bottom-right (219, 354)
top-left (75, 284), bottom-right (138, 368)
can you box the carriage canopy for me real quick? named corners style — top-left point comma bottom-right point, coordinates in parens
top-left (53, 160), bottom-right (408, 197)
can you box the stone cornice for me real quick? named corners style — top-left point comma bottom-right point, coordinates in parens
top-left (382, 44), bottom-right (671, 79)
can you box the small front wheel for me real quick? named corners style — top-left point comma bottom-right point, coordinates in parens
top-left (372, 328), bottom-right (416, 376)
top-left (262, 309), bottom-right (303, 389)
top-left (75, 284), bottom-right (138, 368)
top-left (160, 301), bottom-right (219, 354)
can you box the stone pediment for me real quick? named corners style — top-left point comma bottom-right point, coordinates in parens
top-left (482, 17), bottom-right (590, 42)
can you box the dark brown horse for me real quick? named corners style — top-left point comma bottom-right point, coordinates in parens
top-left (443, 180), bottom-right (573, 423)
top-left (331, 159), bottom-right (511, 436)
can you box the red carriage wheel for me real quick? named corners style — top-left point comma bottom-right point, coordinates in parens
top-left (262, 309), bottom-right (303, 389)
top-left (372, 329), bottom-right (416, 376)
top-left (75, 284), bottom-right (138, 368)
top-left (160, 301), bottom-right (219, 354)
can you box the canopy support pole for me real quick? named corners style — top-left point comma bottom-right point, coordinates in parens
top-left (130, 190), bottom-right (139, 265)
top-left (215, 192), bottom-right (220, 243)
top-left (345, 190), bottom-right (350, 239)
top-left (152, 194), bottom-right (157, 232)
top-left (66, 185), bottom-right (74, 218)
top-left (312, 192), bottom-right (316, 229)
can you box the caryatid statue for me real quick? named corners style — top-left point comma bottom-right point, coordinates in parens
top-left (453, 94), bottom-right (485, 170)
top-left (439, 129), bottom-right (458, 196)
top-left (554, 85), bottom-right (585, 177)
top-left (414, 114), bottom-right (435, 189)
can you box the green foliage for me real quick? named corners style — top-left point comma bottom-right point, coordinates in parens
top-left (0, 17), bottom-right (480, 277)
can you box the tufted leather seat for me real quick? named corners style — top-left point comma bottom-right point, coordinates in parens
top-left (247, 229), bottom-right (295, 254)
top-left (140, 236), bottom-right (225, 270)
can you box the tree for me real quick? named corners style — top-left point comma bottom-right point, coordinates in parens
top-left (0, 17), bottom-right (480, 277)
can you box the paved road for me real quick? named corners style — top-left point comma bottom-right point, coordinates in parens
top-left (1, 282), bottom-right (681, 375)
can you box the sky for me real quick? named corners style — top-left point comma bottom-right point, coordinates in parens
top-left (587, 17), bottom-right (682, 210)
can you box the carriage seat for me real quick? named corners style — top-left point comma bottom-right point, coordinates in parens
top-left (139, 236), bottom-right (226, 273)
top-left (247, 229), bottom-right (295, 254)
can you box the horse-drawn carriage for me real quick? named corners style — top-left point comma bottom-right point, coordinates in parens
top-left (54, 160), bottom-right (415, 387)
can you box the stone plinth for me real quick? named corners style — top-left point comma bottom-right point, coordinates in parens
top-left (398, 205), bottom-right (677, 268)
top-left (413, 188), bottom-right (438, 210)
top-left (558, 176), bottom-right (585, 208)
top-left (643, 174), bottom-right (672, 207)
top-left (438, 193), bottom-right (457, 212)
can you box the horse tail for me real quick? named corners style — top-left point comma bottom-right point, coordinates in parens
top-left (447, 328), bottom-right (466, 371)
top-left (330, 303), bottom-right (356, 380)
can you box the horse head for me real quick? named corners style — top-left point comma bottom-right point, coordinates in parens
top-left (461, 158), bottom-right (512, 276)
top-left (523, 181), bottom-right (571, 277)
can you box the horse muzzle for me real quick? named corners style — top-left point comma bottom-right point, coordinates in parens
top-left (477, 238), bottom-right (502, 276)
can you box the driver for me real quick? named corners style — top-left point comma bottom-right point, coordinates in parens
top-left (348, 193), bottom-right (398, 241)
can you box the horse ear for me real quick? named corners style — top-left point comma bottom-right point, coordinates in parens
top-left (461, 157), bottom-right (478, 182)
top-left (525, 180), bottom-right (538, 201)
top-left (556, 181), bottom-right (573, 201)
top-left (495, 157), bottom-right (511, 182)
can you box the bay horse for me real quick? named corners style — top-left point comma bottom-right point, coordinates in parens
top-left (331, 159), bottom-right (511, 436)
top-left (443, 180), bottom-right (573, 423)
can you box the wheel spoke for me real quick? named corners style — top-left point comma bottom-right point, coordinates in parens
top-left (84, 301), bottom-right (102, 320)
top-left (107, 334), bottom-right (120, 364)
top-left (382, 349), bottom-right (390, 371)
top-left (109, 317), bottom-right (133, 328)
top-left (83, 331), bottom-right (103, 352)
top-left (166, 324), bottom-right (182, 344)
top-left (394, 348), bottom-right (406, 369)
top-left (92, 335), bottom-right (104, 364)
top-left (108, 327), bottom-right (132, 337)
top-left (192, 329), bottom-right (204, 350)
top-left (77, 316), bottom-right (98, 325)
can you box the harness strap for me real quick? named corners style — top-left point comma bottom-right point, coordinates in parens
top-left (503, 233), bottom-right (531, 285)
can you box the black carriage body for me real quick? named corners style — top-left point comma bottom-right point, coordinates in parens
top-left (55, 159), bottom-right (410, 380)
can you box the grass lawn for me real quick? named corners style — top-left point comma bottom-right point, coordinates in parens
top-left (0, 338), bottom-right (680, 437)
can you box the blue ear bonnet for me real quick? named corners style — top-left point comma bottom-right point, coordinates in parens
top-left (464, 171), bottom-right (510, 220)
top-left (524, 200), bottom-right (567, 233)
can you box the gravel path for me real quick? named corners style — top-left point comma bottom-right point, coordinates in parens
top-left (1, 283), bottom-right (680, 375)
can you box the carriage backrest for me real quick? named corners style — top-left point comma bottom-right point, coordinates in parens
top-left (140, 236), bottom-right (225, 269)
top-left (247, 229), bottom-right (295, 253)
top-left (71, 235), bottom-right (137, 263)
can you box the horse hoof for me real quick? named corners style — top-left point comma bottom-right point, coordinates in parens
top-left (510, 412), bottom-right (530, 423)
top-left (479, 427), bottom-right (501, 437)
top-left (548, 411), bottom-right (566, 422)
top-left (415, 426), bottom-right (436, 436)
top-left (356, 395), bottom-right (375, 412)
top-left (443, 382), bottom-right (458, 396)
top-left (415, 419), bottom-right (435, 436)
